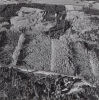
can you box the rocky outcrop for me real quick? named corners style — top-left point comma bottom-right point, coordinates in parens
top-left (10, 7), bottom-right (45, 30)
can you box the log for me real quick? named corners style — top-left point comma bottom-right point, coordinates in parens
top-left (12, 33), bottom-right (25, 66)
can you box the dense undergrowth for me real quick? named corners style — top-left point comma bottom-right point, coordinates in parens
top-left (0, 67), bottom-right (98, 100)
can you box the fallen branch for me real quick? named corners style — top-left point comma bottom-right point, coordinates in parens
top-left (12, 33), bottom-right (25, 66)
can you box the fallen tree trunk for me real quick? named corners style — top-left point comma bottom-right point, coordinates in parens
top-left (12, 33), bottom-right (25, 66)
